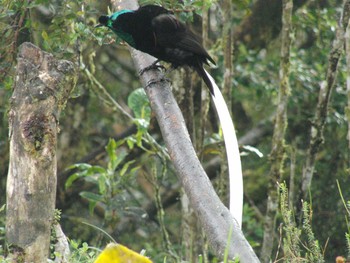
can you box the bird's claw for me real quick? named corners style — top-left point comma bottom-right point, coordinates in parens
top-left (139, 61), bottom-right (166, 75)
top-left (145, 77), bottom-right (171, 88)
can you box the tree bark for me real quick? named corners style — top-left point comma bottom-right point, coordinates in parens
top-left (111, 1), bottom-right (259, 261)
top-left (260, 0), bottom-right (293, 261)
top-left (6, 42), bottom-right (76, 262)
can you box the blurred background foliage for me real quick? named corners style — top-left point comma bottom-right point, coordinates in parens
top-left (0, 0), bottom-right (349, 262)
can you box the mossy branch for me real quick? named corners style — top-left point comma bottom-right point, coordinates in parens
top-left (261, 0), bottom-right (293, 261)
top-left (301, 0), bottom-right (350, 199)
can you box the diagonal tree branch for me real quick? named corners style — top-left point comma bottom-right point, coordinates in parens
top-left (109, 0), bottom-right (259, 261)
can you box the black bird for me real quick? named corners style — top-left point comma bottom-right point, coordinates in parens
top-left (97, 5), bottom-right (216, 94)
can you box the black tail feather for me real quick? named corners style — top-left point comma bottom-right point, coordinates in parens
top-left (195, 65), bottom-right (214, 96)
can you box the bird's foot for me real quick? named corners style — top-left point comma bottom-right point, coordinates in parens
top-left (139, 60), bottom-right (166, 75)
top-left (145, 77), bottom-right (171, 88)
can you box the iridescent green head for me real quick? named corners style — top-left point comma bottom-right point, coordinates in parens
top-left (98, 10), bottom-right (131, 27)
top-left (97, 10), bottom-right (135, 47)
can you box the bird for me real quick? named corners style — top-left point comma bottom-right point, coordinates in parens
top-left (97, 5), bottom-right (244, 228)
top-left (97, 5), bottom-right (216, 94)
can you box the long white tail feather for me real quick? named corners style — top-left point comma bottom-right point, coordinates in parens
top-left (204, 69), bottom-right (243, 228)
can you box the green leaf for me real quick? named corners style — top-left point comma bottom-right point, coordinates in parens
top-left (67, 163), bottom-right (92, 171)
top-left (70, 239), bottom-right (79, 250)
top-left (79, 191), bottom-right (105, 215)
top-left (80, 191), bottom-right (104, 203)
top-left (126, 136), bottom-right (136, 150)
top-left (65, 164), bottom-right (106, 189)
top-left (106, 138), bottom-right (118, 170)
top-left (135, 129), bottom-right (144, 147)
top-left (87, 166), bottom-right (107, 175)
top-left (120, 160), bottom-right (136, 176)
top-left (106, 139), bottom-right (128, 172)
top-left (127, 88), bottom-right (151, 121)
top-left (98, 175), bottom-right (107, 195)
top-left (65, 173), bottom-right (80, 189)
top-left (88, 201), bottom-right (97, 215)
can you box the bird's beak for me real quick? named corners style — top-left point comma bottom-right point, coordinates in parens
top-left (95, 24), bottom-right (103, 28)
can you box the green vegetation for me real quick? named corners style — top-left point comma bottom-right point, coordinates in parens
top-left (1, 0), bottom-right (350, 262)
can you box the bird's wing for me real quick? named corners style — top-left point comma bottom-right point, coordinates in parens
top-left (151, 14), bottom-right (215, 64)
top-left (137, 5), bottom-right (172, 17)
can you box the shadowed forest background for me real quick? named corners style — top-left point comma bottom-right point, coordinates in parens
top-left (1, 0), bottom-right (350, 262)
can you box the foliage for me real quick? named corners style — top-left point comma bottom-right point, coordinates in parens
top-left (68, 240), bottom-right (97, 263)
top-left (1, 0), bottom-right (350, 262)
top-left (66, 138), bottom-right (139, 226)
top-left (128, 88), bottom-right (152, 144)
top-left (279, 182), bottom-right (302, 261)
top-left (49, 209), bottom-right (62, 260)
top-left (301, 201), bottom-right (324, 262)
top-left (242, 204), bottom-right (264, 248)
top-left (278, 182), bottom-right (324, 262)
top-left (337, 180), bottom-right (350, 260)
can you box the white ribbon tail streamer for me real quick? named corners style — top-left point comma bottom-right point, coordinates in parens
top-left (204, 69), bottom-right (243, 228)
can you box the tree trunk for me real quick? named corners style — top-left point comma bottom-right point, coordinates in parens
top-left (260, 0), bottom-right (293, 261)
top-left (6, 42), bottom-right (76, 262)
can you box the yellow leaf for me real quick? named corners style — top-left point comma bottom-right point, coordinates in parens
top-left (42, 31), bottom-right (49, 41)
top-left (94, 243), bottom-right (153, 263)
